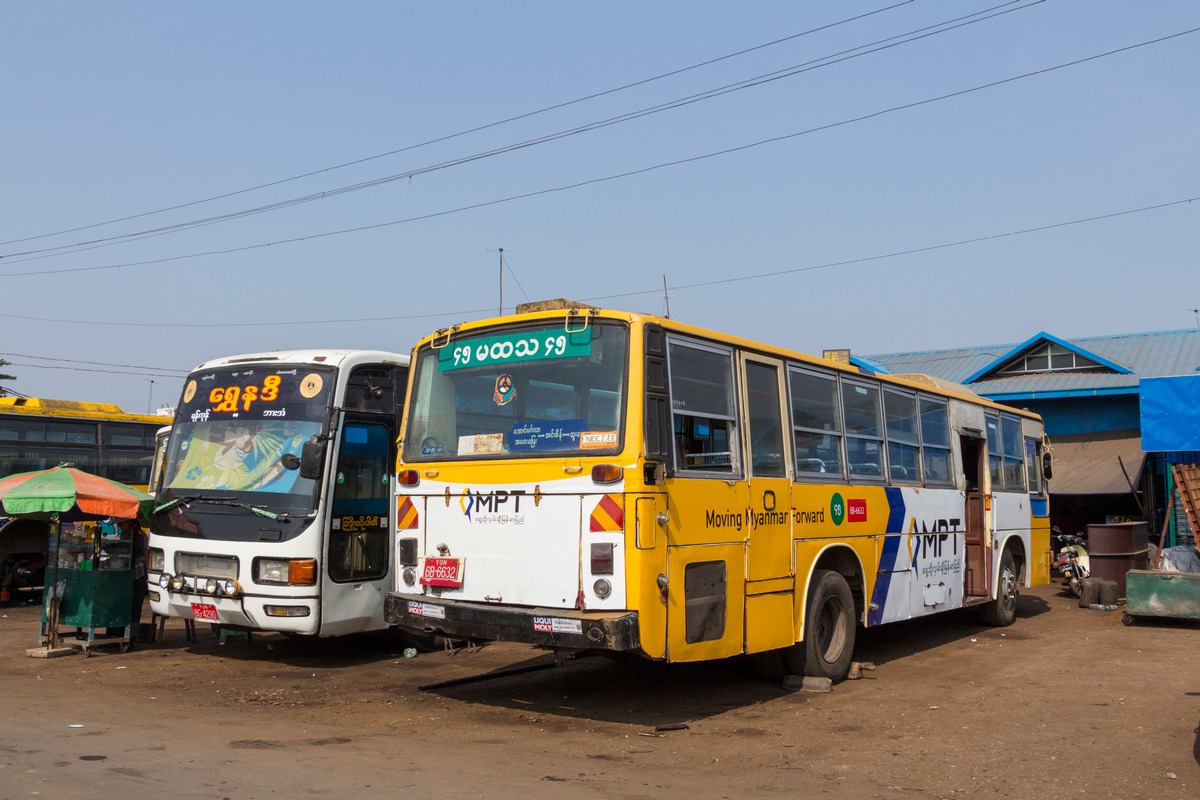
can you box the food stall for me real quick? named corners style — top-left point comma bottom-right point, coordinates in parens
top-left (40, 520), bottom-right (134, 654)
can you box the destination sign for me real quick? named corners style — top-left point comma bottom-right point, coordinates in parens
top-left (438, 327), bottom-right (593, 372)
top-left (181, 368), bottom-right (332, 417)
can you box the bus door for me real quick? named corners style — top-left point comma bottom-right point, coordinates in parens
top-left (321, 417), bottom-right (394, 635)
top-left (960, 431), bottom-right (989, 596)
top-left (742, 356), bottom-right (792, 582)
top-left (741, 355), bottom-right (795, 654)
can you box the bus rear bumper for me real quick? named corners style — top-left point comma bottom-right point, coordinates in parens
top-left (385, 592), bottom-right (640, 652)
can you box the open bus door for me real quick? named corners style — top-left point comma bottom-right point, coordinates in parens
top-left (960, 432), bottom-right (990, 597)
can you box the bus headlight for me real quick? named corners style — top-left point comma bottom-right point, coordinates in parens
top-left (148, 548), bottom-right (164, 572)
top-left (159, 572), bottom-right (172, 589)
top-left (204, 578), bottom-right (220, 595)
top-left (255, 558), bottom-right (317, 586)
top-left (169, 574), bottom-right (186, 592)
top-left (223, 579), bottom-right (241, 598)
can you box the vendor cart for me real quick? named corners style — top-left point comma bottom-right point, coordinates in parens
top-left (40, 521), bottom-right (134, 654)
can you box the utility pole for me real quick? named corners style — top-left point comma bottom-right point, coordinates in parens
top-left (488, 247), bottom-right (505, 315)
top-left (147, 379), bottom-right (155, 414)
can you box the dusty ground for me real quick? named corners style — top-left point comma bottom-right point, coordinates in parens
top-left (1, 581), bottom-right (1197, 800)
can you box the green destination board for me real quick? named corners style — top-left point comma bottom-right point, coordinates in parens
top-left (438, 327), bottom-right (593, 371)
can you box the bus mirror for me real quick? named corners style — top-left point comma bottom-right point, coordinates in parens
top-left (280, 453), bottom-right (301, 471)
top-left (300, 438), bottom-right (326, 480)
top-left (1041, 452), bottom-right (1053, 482)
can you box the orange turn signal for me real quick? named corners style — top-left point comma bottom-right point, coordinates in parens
top-left (289, 559), bottom-right (317, 585)
top-left (591, 464), bottom-right (623, 484)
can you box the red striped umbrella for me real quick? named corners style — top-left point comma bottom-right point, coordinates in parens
top-left (0, 465), bottom-right (152, 521)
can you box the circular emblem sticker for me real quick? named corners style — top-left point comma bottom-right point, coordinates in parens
top-left (182, 380), bottom-right (197, 404)
top-left (299, 373), bottom-right (324, 399)
top-left (493, 373), bottom-right (515, 406)
top-left (830, 492), bottom-right (846, 526)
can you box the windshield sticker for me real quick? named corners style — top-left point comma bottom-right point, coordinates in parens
top-left (508, 419), bottom-right (589, 452)
top-left (299, 373), bottom-right (324, 398)
top-left (167, 420), bottom-right (317, 493)
top-left (458, 433), bottom-right (504, 455)
top-left (580, 430), bottom-right (619, 450)
top-left (493, 374), bottom-right (515, 406)
top-left (439, 328), bottom-right (593, 371)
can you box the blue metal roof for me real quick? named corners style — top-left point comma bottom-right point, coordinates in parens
top-left (868, 329), bottom-right (1200, 400)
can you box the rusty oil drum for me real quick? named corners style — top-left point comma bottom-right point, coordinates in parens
top-left (1085, 522), bottom-right (1150, 598)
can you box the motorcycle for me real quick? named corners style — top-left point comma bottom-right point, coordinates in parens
top-left (1052, 528), bottom-right (1090, 597)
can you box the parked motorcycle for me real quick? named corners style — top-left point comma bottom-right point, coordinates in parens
top-left (1052, 528), bottom-right (1090, 597)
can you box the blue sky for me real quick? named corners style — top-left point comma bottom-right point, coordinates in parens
top-left (2, 1), bottom-right (1197, 414)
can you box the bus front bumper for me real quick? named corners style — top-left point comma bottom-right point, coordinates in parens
top-left (385, 592), bottom-right (641, 652)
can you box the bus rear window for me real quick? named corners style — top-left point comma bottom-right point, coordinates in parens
top-left (404, 322), bottom-right (628, 460)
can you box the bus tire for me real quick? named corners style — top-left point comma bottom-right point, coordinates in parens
top-left (980, 549), bottom-right (1018, 627)
top-left (785, 569), bottom-right (855, 682)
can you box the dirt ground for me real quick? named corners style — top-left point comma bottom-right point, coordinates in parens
top-left (1, 581), bottom-right (1197, 800)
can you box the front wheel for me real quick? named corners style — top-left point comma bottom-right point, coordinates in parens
top-left (980, 549), bottom-right (1018, 627)
top-left (784, 569), bottom-right (856, 682)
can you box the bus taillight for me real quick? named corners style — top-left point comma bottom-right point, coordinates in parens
top-left (591, 464), bottom-right (623, 484)
top-left (398, 469), bottom-right (421, 486)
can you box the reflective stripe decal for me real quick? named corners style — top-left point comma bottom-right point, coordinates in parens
top-left (589, 494), bottom-right (624, 532)
top-left (397, 497), bottom-right (419, 530)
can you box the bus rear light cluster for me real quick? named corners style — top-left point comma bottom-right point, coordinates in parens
top-left (398, 469), bottom-right (421, 486)
top-left (591, 464), bottom-right (623, 484)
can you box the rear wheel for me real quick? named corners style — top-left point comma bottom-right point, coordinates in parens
top-left (784, 569), bottom-right (855, 682)
top-left (980, 549), bottom-right (1018, 627)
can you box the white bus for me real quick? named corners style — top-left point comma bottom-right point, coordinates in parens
top-left (147, 350), bottom-right (409, 637)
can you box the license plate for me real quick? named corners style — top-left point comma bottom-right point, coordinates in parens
top-left (420, 556), bottom-right (464, 588)
top-left (191, 602), bottom-right (219, 622)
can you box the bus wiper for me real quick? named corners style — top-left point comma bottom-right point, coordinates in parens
top-left (154, 495), bottom-right (290, 522)
top-left (153, 495), bottom-right (220, 515)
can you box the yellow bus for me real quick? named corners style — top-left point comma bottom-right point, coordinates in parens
top-left (0, 397), bottom-right (168, 490)
top-left (385, 303), bottom-right (1052, 681)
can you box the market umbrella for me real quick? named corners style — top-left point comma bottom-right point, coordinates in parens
top-left (0, 465), bottom-right (151, 652)
top-left (0, 465), bottom-right (152, 522)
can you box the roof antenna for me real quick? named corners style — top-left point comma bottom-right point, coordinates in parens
top-left (1191, 308), bottom-right (1200, 327)
top-left (662, 273), bottom-right (671, 319)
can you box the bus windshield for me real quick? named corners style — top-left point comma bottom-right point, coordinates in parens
top-left (403, 321), bottom-right (628, 461)
top-left (160, 365), bottom-right (335, 506)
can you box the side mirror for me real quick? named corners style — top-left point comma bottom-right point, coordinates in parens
top-left (300, 438), bottom-right (326, 480)
top-left (1041, 451), bottom-right (1053, 482)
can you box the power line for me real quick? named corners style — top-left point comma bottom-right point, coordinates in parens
top-left (3, 21), bottom-right (1190, 281)
top-left (0, 1), bottom-right (917, 252)
top-left (0, 1), bottom-right (1036, 265)
top-left (0, 194), bottom-right (1193, 329)
top-left (0, 352), bottom-right (189, 374)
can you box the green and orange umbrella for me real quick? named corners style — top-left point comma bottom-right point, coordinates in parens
top-left (0, 465), bottom-right (152, 521)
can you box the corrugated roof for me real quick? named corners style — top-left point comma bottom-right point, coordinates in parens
top-left (868, 329), bottom-right (1200, 397)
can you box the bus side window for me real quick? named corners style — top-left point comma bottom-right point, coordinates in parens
top-left (667, 339), bottom-right (738, 474)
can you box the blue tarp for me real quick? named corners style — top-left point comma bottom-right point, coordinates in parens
top-left (1140, 375), bottom-right (1200, 452)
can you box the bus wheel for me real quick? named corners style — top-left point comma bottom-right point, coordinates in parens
top-left (980, 549), bottom-right (1018, 627)
top-left (785, 569), bottom-right (855, 682)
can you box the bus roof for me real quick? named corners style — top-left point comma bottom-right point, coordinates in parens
top-left (190, 349), bottom-right (410, 372)
top-left (423, 305), bottom-right (1042, 421)
top-left (0, 397), bottom-right (170, 424)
